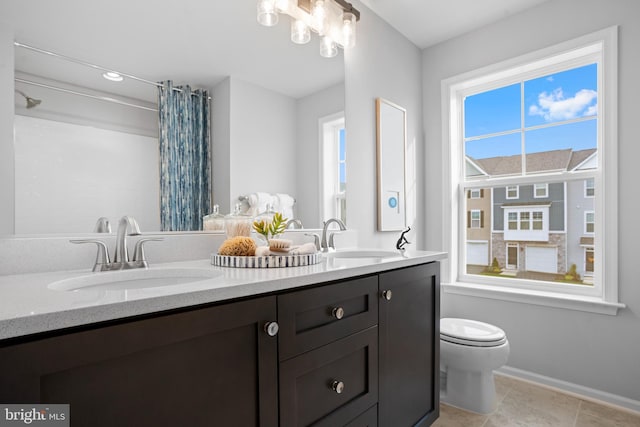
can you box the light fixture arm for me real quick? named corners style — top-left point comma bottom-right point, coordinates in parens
top-left (333, 0), bottom-right (360, 21)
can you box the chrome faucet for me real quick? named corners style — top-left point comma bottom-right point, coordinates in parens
top-left (321, 218), bottom-right (346, 252)
top-left (71, 215), bottom-right (162, 271)
top-left (285, 218), bottom-right (304, 229)
top-left (113, 215), bottom-right (141, 266)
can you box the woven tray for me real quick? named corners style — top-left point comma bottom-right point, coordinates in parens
top-left (211, 252), bottom-right (322, 268)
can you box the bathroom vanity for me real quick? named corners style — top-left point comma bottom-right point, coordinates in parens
top-left (0, 251), bottom-right (444, 427)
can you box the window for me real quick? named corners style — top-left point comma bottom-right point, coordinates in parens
top-left (585, 178), bottom-right (595, 197)
top-left (321, 113), bottom-right (346, 225)
top-left (534, 183), bottom-right (548, 198)
top-left (470, 210), bottom-right (481, 228)
top-left (584, 247), bottom-right (594, 275)
top-left (585, 211), bottom-right (595, 234)
top-left (443, 27), bottom-right (621, 314)
top-left (470, 189), bottom-right (481, 199)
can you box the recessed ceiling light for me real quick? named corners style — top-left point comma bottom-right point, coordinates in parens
top-left (102, 71), bottom-right (123, 82)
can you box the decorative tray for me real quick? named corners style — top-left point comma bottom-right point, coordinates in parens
top-left (211, 252), bottom-right (322, 268)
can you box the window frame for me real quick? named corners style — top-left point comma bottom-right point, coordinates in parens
top-left (534, 183), bottom-right (548, 198)
top-left (441, 27), bottom-right (622, 315)
top-left (585, 178), bottom-right (595, 198)
top-left (585, 211), bottom-right (595, 234)
top-left (470, 209), bottom-right (481, 228)
top-left (470, 188), bottom-right (481, 199)
top-left (506, 185), bottom-right (519, 199)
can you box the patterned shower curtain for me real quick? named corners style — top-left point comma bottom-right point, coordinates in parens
top-left (158, 81), bottom-right (211, 231)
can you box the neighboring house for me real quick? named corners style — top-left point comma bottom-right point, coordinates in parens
top-left (466, 188), bottom-right (492, 266)
top-left (565, 149), bottom-right (597, 281)
top-left (465, 149), bottom-right (596, 276)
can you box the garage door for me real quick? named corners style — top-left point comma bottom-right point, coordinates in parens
top-left (467, 241), bottom-right (489, 266)
top-left (525, 246), bottom-right (557, 273)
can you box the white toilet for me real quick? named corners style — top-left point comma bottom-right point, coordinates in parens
top-left (440, 318), bottom-right (510, 414)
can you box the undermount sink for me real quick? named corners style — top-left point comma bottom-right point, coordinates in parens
top-left (48, 268), bottom-right (224, 292)
top-left (325, 249), bottom-right (404, 259)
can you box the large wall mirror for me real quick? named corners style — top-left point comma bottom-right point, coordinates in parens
top-left (3, 1), bottom-right (346, 236)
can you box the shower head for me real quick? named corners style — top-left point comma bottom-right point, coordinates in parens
top-left (15, 89), bottom-right (42, 109)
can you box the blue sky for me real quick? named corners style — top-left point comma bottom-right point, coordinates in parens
top-left (465, 64), bottom-right (597, 160)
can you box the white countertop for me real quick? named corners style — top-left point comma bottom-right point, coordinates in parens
top-left (0, 250), bottom-right (446, 341)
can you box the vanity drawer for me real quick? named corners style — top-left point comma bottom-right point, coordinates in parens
top-left (278, 275), bottom-right (378, 360)
top-left (279, 327), bottom-right (378, 427)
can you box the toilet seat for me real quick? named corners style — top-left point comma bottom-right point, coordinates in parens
top-left (440, 318), bottom-right (507, 347)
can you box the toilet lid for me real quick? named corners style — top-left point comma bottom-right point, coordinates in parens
top-left (440, 318), bottom-right (507, 347)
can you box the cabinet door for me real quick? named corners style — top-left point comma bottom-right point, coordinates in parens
top-left (378, 262), bottom-right (440, 427)
top-left (0, 296), bottom-right (279, 427)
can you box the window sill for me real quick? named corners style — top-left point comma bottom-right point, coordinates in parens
top-left (442, 282), bottom-right (625, 316)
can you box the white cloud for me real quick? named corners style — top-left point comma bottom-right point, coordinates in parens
top-left (529, 88), bottom-right (597, 121)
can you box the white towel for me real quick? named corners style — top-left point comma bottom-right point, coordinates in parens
top-left (276, 193), bottom-right (295, 220)
top-left (247, 192), bottom-right (275, 217)
top-left (289, 242), bottom-right (318, 255)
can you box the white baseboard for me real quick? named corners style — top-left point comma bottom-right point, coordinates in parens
top-left (496, 366), bottom-right (640, 415)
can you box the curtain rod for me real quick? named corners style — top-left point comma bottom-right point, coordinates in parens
top-left (14, 42), bottom-right (211, 99)
top-left (15, 78), bottom-right (158, 112)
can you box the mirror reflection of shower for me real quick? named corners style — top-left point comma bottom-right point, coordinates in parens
top-left (15, 89), bottom-right (41, 109)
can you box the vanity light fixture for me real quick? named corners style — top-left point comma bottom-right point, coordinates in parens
top-left (257, 0), bottom-right (360, 57)
top-left (102, 71), bottom-right (124, 82)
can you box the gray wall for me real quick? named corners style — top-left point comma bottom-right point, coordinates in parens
top-left (423, 0), bottom-right (640, 402)
top-left (344, 0), bottom-right (424, 248)
top-left (295, 82), bottom-right (345, 228)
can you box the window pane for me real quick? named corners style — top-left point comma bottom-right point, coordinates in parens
top-left (525, 63), bottom-right (598, 128)
top-left (520, 212), bottom-right (530, 230)
top-left (465, 83), bottom-right (521, 138)
top-left (525, 120), bottom-right (597, 174)
top-left (465, 133), bottom-right (522, 177)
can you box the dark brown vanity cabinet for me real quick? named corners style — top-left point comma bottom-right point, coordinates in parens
top-left (0, 261), bottom-right (440, 427)
top-left (0, 296), bottom-right (279, 427)
top-left (378, 262), bottom-right (440, 427)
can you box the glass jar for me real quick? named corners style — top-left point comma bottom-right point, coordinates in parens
top-left (224, 203), bottom-right (252, 238)
top-left (203, 204), bottom-right (225, 231)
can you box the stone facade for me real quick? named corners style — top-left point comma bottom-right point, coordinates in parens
top-left (491, 232), bottom-right (567, 273)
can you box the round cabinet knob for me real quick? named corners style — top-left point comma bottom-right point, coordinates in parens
top-left (331, 380), bottom-right (345, 394)
top-left (331, 307), bottom-right (345, 320)
top-left (263, 321), bottom-right (279, 337)
top-left (381, 290), bottom-right (393, 301)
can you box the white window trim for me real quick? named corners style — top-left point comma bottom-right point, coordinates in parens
top-left (584, 210), bottom-right (595, 234)
top-left (534, 183), bottom-right (548, 198)
top-left (506, 185), bottom-right (519, 199)
top-left (319, 112), bottom-right (346, 223)
top-left (440, 26), bottom-right (622, 315)
top-left (585, 178), bottom-right (595, 198)
top-left (470, 188), bottom-right (481, 199)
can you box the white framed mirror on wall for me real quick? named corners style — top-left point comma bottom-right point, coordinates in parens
top-left (375, 97), bottom-right (407, 231)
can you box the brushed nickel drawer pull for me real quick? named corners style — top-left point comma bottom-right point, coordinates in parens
top-left (263, 321), bottom-right (279, 337)
top-left (331, 380), bottom-right (345, 394)
top-left (381, 290), bottom-right (393, 301)
top-left (331, 306), bottom-right (345, 319)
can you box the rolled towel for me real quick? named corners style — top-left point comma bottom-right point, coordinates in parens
top-left (276, 193), bottom-right (295, 219)
top-left (289, 242), bottom-right (318, 255)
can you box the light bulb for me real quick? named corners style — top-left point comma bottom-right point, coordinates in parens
top-left (257, 0), bottom-right (278, 27)
top-left (291, 20), bottom-right (311, 44)
top-left (342, 12), bottom-right (356, 49)
top-left (319, 35), bottom-right (338, 58)
top-left (311, 0), bottom-right (326, 34)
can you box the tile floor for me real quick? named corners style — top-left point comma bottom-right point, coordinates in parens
top-left (432, 374), bottom-right (640, 427)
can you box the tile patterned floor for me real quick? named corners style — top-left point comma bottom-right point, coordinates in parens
top-left (432, 375), bottom-right (640, 427)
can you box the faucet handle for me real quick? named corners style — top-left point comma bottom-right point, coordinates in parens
top-left (132, 238), bottom-right (163, 266)
top-left (71, 239), bottom-right (111, 272)
top-left (304, 233), bottom-right (321, 251)
top-left (328, 232), bottom-right (343, 251)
